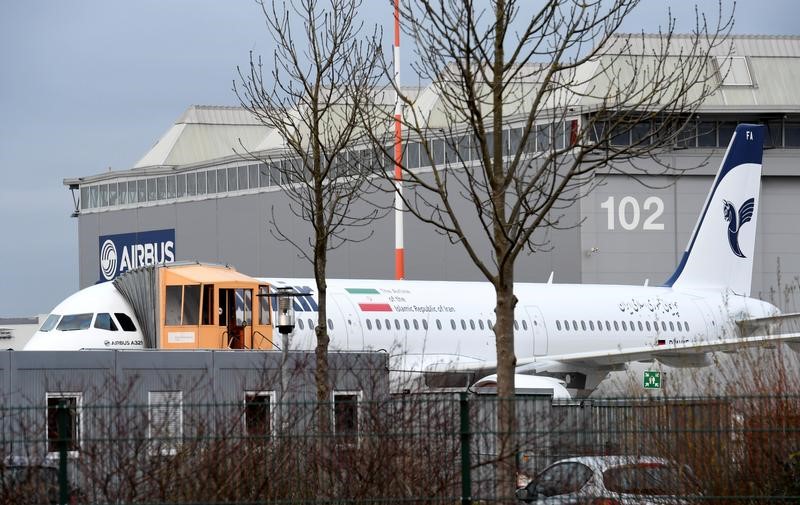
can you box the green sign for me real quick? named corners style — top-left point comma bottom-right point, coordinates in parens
top-left (643, 370), bottom-right (661, 389)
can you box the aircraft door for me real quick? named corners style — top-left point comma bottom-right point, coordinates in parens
top-left (332, 293), bottom-right (363, 348)
top-left (525, 305), bottom-right (549, 356)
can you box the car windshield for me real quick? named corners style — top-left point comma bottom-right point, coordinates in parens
top-left (603, 463), bottom-right (698, 495)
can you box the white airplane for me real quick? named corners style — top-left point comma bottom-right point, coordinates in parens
top-left (26, 124), bottom-right (797, 395)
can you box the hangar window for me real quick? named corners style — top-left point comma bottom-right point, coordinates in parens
top-left (94, 313), bottom-right (118, 331)
top-left (332, 391), bottom-right (361, 443)
top-left (108, 183), bottom-right (118, 206)
top-left (39, 314), bottom-right (61, 332)
top-left (200, 170), bottom-right (210, 194)
top-left (57, 314), bottom-right (93, 331)
top-left (81, 186), bottom-right (90, 209)
top-left (258, 164), bottom-right (269, 188)
top-left (716, 56), bottom-right (753, 86)
top-left (244, 391), bottom-right (274, 438)
top-left (217, 168), bottom-right (227, 193)
top-left (238, 165), bottom-right (248, 190)
top-left (147, 178), bottom-right (156, 201)
top-left (785, 122), bottom-right (800, 147)
top-left (176, 174), bottom-right (186, 198)
top-left (99, 184), bottom-right (108, 207)
top-left (157, 177), bottom-right (166, 200)
top-left (148, 391), bottom-right (183, 456)
top-left (406, 142), bottom-right (420, 168)
top-left (166, 176), bottom-right (176, 199)
top-left (556, 320), bottom-right (562, 331)
top-left (115, 313), bottom-right (137, 332)
top-left (228, 166), bottom-right (238, 192)
top-left (536, 123), bottom-right (551, 151)
top-left (46, 393), bottom-right (82, 454)
top-left (126, 181), bottom-right (137, 203)
top-left (248, 164), bottom-right (258, 188)
top-left (137, 179), bottom-right (147, 203)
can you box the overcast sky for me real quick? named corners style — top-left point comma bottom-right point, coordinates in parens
top-left (2, 0), bottom-right (800, 317)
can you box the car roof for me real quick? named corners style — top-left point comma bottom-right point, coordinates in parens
top-left (549, 455), bottom-right (677, 472)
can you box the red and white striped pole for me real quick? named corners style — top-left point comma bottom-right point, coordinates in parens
top-left (393, 0), bottom-right (404, 280)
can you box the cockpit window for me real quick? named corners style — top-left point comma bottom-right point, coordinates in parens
top-left (114, 313), bottom-right (137, 332)
top-left (39, 314), bottom-right (61, 332)
top-left (94, 313), bottom-right (118, 331)
top-left (56, 313), bottom-right (93, 331)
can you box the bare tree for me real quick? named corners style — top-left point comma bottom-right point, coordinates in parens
top-left (366, 0), bottom-right (733, 495)
top-left (235, 0), bottom-right (383, 429)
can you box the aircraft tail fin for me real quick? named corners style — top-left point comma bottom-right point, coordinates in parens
top-left (664, 124), bottom-right (764, 296)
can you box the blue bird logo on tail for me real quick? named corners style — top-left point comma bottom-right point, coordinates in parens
top-left (723, 198), bottom-right (755, 258)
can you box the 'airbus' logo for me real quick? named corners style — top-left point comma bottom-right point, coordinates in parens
top-left (723, 198), bottom-right (755, 258)
top-left (100, 240), bottom-right (118, 280)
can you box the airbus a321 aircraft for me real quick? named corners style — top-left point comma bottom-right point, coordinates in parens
top-left (27, 124), bottom-right (796, 395)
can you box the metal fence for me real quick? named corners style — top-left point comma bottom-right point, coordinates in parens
top-left (2, 393), bottom-right (799, 504)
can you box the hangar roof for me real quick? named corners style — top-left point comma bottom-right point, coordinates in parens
top-left (133, 105), bottom-right (271, 168)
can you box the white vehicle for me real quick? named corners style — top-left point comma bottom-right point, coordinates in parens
top-left (26, 124), bottom-right (796, 393)
top-left (514, 455), bottom-right (701, 505)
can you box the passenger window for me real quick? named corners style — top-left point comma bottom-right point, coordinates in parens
top-left (563, 320), bottom-right (569, 331)
top-left (580, 321), bottom-right (586, 331)
top-left (94, 313), bottom-right (118, 331)
top-left (375, 319), bottom-right (382, 330)
top-left (298, 319), bottom-right (305, 330)
top-left (488, 320), bottom-right (494, 330)
top-left (572, 320), bottom-right (578, 330)
top-left (461, 320), bottom-right (466, 330)
top-left (478, 320), bottom-right (484, 330)
top-left (613, 321), bottom-right (619, 331)
top-left (621, 321), bottom-right (627, 331)
top-left (589, 321), bottom-right (595, 331)
top-left (638, 321), bottom-right (644, 331)
top-left (450, 319), bottom-right (456, 330)
top-left (677, 321), bottom-right (683, 331)
top-left (413, 320), bottom-right (419, 330)
top-left (115, 313), bottom-right (137, 332)
top-left (669, 321), bottom-right (675, 331)
top-left (385, 319), bottom-right (391, 330)
top-left (605, 321), bottom-right (611, 331)
top-left (366, 320), bottom-right (372, 330)
top-left (57, 314), bottom-right (94, 331)
top-left (661, 322), bottom-right (667, 331)
top-left (395, 319), bottom-right (401, 330)
top-left (597, 321), bottom-right (603, 330)
top-left (39, 314), bottom-right (60, 332)
top-left (685, 322), bottom-right (690, 331)
top-left (645, 321), bottom-right (651, 331)
top-left (328, 319), bottom-right (334, 330)
top-left (422, 320), bottom-right (428, 330)
top-left (404, 320), bottom-right (410, 330)
top-left (630, 321), bottom-right (635, 331)
top-left (556, 320), bottom-right (562, 331)
top-left (436, 319), bottom-right (442, 330)
top-left (469, 320), bottom-right (475, 330)
top-left (522, 320), bottom-right (528, 331)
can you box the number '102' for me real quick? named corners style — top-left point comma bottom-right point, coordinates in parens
top-left (599, 196), bottom-right (665, 231)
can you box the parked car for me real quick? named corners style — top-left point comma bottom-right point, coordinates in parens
top-left (515, 455), bottom-right (700, 505)
top-left (0, 455), bottom-right (82, 504)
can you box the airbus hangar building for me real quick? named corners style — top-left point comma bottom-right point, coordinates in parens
top-left (68, 35), bottom-right (800, 313)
